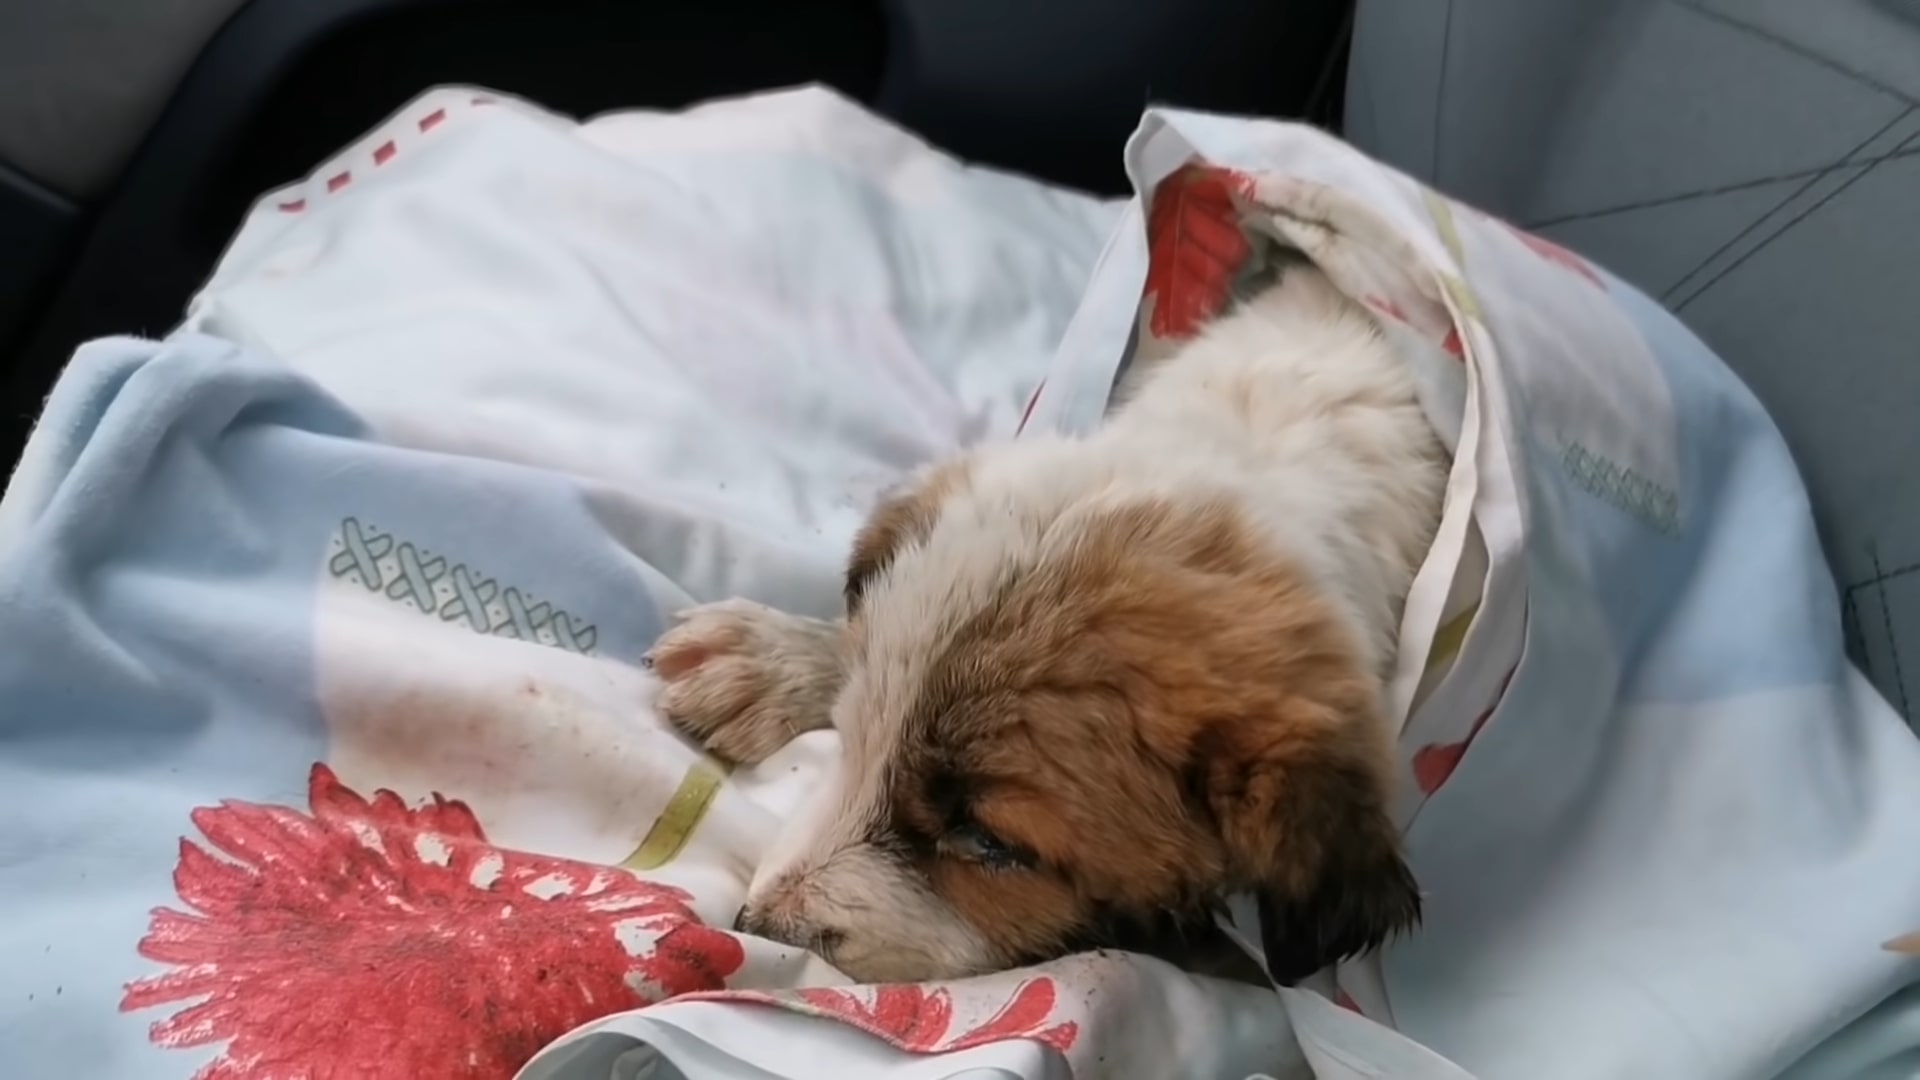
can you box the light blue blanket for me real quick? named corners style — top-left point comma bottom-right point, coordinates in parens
top-left (0, 336), bottom-right (674, 1075)
top-left (8, 86), bottom-right (1920, 1080)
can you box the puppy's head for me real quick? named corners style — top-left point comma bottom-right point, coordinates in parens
top-left (739, 447), bottom-right (1418, 983)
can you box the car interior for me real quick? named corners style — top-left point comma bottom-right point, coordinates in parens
top-left (4, 3), bottom-right (1920, 1076)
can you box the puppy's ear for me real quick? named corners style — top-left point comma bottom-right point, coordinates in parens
top-left (844, 462), bottom-right (969, 614)
top-left (1198, 704), bottom-right (1421, 986)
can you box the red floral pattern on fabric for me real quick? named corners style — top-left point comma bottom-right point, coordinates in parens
top-left (1413, 668), bottom-right (1519, 795)
top-left (120, 764), bottom-right (743, 1079)
top-left (783, 978), bottom-right (1080, 1054)
top-left (1144, 164), bottom-right (1256, 339)
top-left (1370, 289), bottom-right (1468, 360)
top-left (1460, 202), bottom-right (1603, 289)
top-left (1364, 294), bottom-right (1410, 323)
top-left (1507, 226), bottom-right (1604, 288)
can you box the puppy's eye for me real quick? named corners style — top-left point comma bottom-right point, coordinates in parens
top-left (941, 823), bottom-right (1032, 870)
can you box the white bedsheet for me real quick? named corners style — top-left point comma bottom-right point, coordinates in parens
top-left (2, 84), bottom-right (1915, 1080)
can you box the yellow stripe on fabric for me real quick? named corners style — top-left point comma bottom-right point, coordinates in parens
top-left (622, 759), bottom-right (730, 871)
top-left (1423, 603), bottom-right (1480, 674)
top-left (1420, 190), bottom-right (1485, 324)
top-left (1423, 189), bottom-right (1467, 265)
top-left (1438, 272), bottom-right (1484, 324)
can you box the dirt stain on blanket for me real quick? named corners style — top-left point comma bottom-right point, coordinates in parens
top-left (316, 607), bottom-right (710, 867)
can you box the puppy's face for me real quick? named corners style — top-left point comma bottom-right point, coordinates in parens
top-left (739, 451), bottom-right (1418, 983)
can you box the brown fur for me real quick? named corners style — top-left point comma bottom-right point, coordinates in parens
top-left (659, 267), bottom-right (1440, 984)
top-left (656, 491), bottom-right (1420, 982)
top-left (864, 497), bottom-right (1418, 982)
top-left (843, 462), bottom-right (970, 615)
top-left (647, 462), bottom-right (972, 767)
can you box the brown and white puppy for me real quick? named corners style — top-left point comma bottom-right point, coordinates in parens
top-left (647, 265), bottom-right (1448, 985)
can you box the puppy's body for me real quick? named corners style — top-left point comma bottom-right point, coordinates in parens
top-left (649, 266), bottom-right (1447, 984)
top-left (1092, 268), bottom-right (1443, 682)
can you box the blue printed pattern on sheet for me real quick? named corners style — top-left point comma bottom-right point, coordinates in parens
top-left (0, 335), bottom-right (661, 1076)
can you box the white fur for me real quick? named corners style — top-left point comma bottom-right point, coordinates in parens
top-left (694, 266), bottom-right (1448, 980)
top-left (1095, 268), bottom-right (1446, 678)
top-left (747, 754), bottom-right (997, 981)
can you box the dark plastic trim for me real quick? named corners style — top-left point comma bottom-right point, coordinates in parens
top-left (0, 162), bottom-right (81, 366)
top-left (5, 0), bottom-right (452, 457)
top-left (874, 0), bottom-right (1352, 195)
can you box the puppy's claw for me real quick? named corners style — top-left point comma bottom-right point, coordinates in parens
top-left (647, 599), bottom-right (841, 766)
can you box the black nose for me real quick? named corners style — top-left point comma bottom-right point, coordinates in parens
top-left (731, 905), bottom-right (750, 933)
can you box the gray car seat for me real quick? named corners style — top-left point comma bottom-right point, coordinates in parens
top-left (0, 0), bottom-right (1352, 469)
top-left (1349, 0), bottom-right (1920, 729)
top-left (0, 1), bottom-right (249, 200)
top-left (21, 0), bottom-right (1907, 721)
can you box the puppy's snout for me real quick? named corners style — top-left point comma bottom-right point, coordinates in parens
top-left (735, 880), bottom-right (845, 954)
top-left (735, 904), bottom-right (774, 939)
top-left (736, 904), bottom-right (844, 953)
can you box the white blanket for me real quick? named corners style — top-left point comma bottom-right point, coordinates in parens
top-left (4, 85), bottom-right (1916, 1080)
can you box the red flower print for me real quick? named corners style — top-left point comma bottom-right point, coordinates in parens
top-left (1412, 668), bottom-right (1518, 795)
top-left (1457, 201), bottom-right (1603, 288)
top-left (1367, 289), bottom-right (1468, 360)
top-left (792, 978), bottom-right (1080, 1054)
top-left (1364, 295), bottom-right (1410, 323)
top-left (1144, 164), bottom-right (1256, 340)
top-left (121, 764), bottom-right (743, 1080)
top-left (1412, 718), bottom-right (1484, 795)
top-left (1507, 226), bottom-right (1604, 289)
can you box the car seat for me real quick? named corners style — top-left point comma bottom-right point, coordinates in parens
top-left (0, 0), bottom-right (1355, 467)
top-left (1348, 0), bottom-right (1920, 727)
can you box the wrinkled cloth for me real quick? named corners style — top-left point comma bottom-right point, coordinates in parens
top-left (1, 86), bottom-right (1914, 1080)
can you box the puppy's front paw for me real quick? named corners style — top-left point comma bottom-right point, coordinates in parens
top-left (645, 599), bottom-right (843, 764)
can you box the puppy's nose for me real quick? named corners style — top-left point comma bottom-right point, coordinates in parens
top-left (736, 904), bottom-right (782, 940)
top-left (733, 902), bottom-right (841, 955)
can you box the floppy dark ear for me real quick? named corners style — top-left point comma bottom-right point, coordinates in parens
top-left (1200, 709), bottom-right (1422, 986)
top-left (844, 461), bottom-right (969, 614)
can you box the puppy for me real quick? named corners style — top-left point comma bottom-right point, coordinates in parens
top-left (647, 263), bottom-right (1448, 985)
